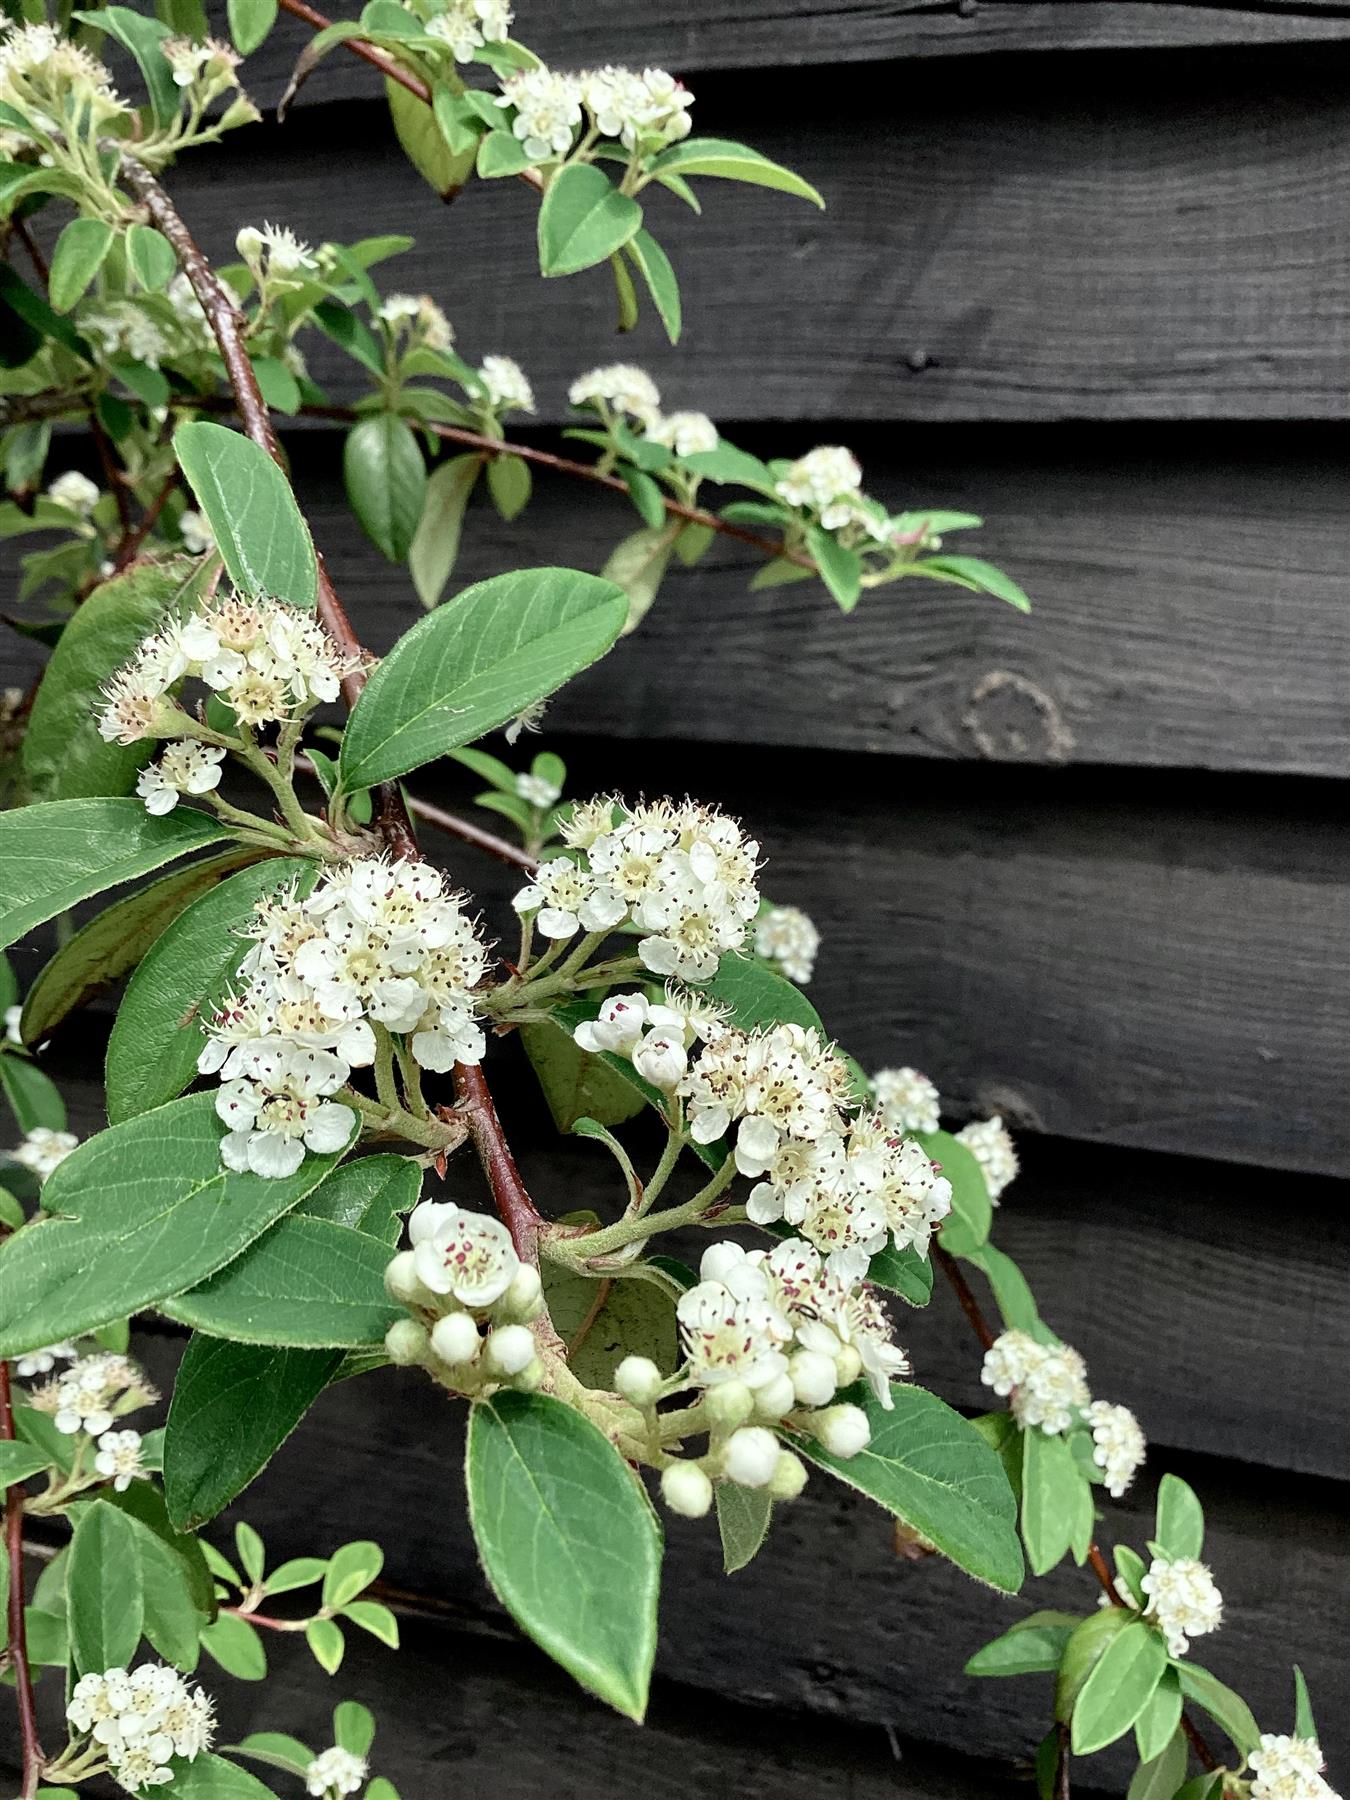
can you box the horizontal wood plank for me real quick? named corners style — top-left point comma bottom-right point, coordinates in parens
top-left (167, 53), bottom-right (1350, 423)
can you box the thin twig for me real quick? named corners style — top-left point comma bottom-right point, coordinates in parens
top-left (402, 787), bottom-right (537, 873)
top-left (1, 1360), bottom-right (45, 1800)
top-left (452, 1061), bottom-right (544, 1264)
top-left (113, 469), bottom-right (177, 571)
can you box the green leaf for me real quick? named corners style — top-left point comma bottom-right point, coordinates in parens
top-left (1021, 1428), bottom-right (1085, 1576)
top-left (409, 454), bottom-right (479, 610)
top-left (20, 849), bottom-right (263, 1044)
top-left (1134, 1668), bottom-right (1184, 1763)
top-left (312, 299), bottom-right (385, 376)
top-left (543, 1264), bottom-right (677, 1389)
top-left (126, 224), bottom-right (178, 291)
top-left (964, 1610), bottom-right (1081, 1677)
top-left (236, 1522), bottom-right (265, 1584)
top-left (175, 421), bottom-right (318, 608)
top-left (250, 356), bottom-right (302, 416)
top-left (48, 218), bottom-right (114, 313)
top-left (0, 1442), bottom-right (53, 1485)
top-left (433, 84), bottom-right (486, 156)
top-left (337, 567), bottom-right (628, 792)
top-left (538, 164), bottom-right (643, 278)
top-left (964, 1240), bottom-right (1042, 1332)
top-left (263, 1557), bottom-right (328, 1595)
top-left (915, 553), bottom-right (1031, 613)
top-left (1174, 1662), bottom-right (1261, 1758)
top-left (333, 1700), bottom-right (375, 1758)
top-left (600, 525), bottom-right (676, 634)
top-left (682, 442), bottom-right (779, 496)
top-left (105, 857), bottom-right (315, 1123)
top-left (307, 1615), bottom-right (345, 1673)
top-left (1055, 1608), bottom-right (1133, 1722)
top-left (159, 1753), bottom-right (281, 1798)
top-left (865, 1242), bottom-right (934, 1306)
top-left (475, 129), bottom-right (535, 179)
top-left (13, 1406), bottom-right (76, 1475)
top-left (0, 1091), bottom-right (351, 1357)
top-left (925, 1130), bottom-right (993, 1256)
top-left (340, 1598), bottom-right (399, 1646)
top-left (125, 1509), bottom-right (207, 1670)
top-left (165, 1338), bottom-right (342, 1529)
top-left (323, 1540), bottom-right (383, 1608)
top-left (807, 523), bottom-right (862, 611)
top-left (1293, 1664), bottom-right (1318, 1738)
top-left (228, 0), bottom-right (277, 52)
top-left (23, 558), bottom-right (200, 801)
top-left (715, 1483), bottom-right (771, 1574)
top-left (1127, 1723), bottom-right (1188, 1800)
top-left (0, 1187), bottom-right (24, 1230)
top-left (76, 7), bottom-right (178, 126)
top-left (298, 1153), bottom-right (419, 1242)
top-left (522, 1012), bottom-right (650, 1138)
top-left (1071, 1620), bottom-right (1166, 1754)
top-left (702, 956), bottom-right (823, 1033)
top-left (344, 415), bottom-right (426, 563)
top-left (1175, 1780), bottom-right (1225, 1800)
top-left (0, 1054), bottom-right (66, 1134)
top-left (651, 137), bottom-right (823, 207)
top-left (798, 1383), bottom-right (1023, 1593)
top-left (0, 263), bottom-right (88, 366)
top-left (228, 1733), bottom-right (314, 1777)
top-left (624, 229), bottom-right (681, 344)
top-left (466, 1390), bottom-right (662, 1720)
top-left (387, 74), bottom-right (476, 198)
top-left (1115, 1544), bottom-right (1148, 1607)
top-left (67, 1500), bottom-right (144, 1674)
top-left (163, 1215), bottom-right (399, 1347)
top-left (1154, 1473), bottom-right (1204, 1561)
top-left (201, 1610), bottom-right (267, 1680)
top-left (24, 1607), bottom-right (69, 1667)
top-left (486, 452), bottom-right (531, 522)
top-left (0, 800), bottom-right (229, 953)
top-left (623, 467), bottom-right (666, 531)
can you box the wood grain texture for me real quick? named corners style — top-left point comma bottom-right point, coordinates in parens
top-left (125, 1328), bottom-right (1350, 1777)
top-left (169, 52), bottom-right (1350, 422)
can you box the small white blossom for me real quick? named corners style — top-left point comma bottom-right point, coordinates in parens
top-left (1140, 1555), bottom-right (1223, 1657)
top-left (515, 769), bottom-right (560, 809)
top-left (36, 1351), bottom-right (156, 1437)
top-left (1250, 1735), bottom-right (1339, 1800)
top-left (236, 221), bottom-right (315, 278)
top-left (46, 470), bottom-right (100, 515)
top-left (478, 354), bottom-right (535, 415)
top-left (12, 1125), bottom-right (78, 1181)
top-left (512, 856), bottom-right (626, 941)
top-left (94, 1427), bottom-right (145, 1491)
top-left (425, 0), bottom-right (512, 60)
top-left (216, 1045), bottom-right (355, 1179)
top-left (78, 302), bottom-right (169, 369)
top-left (955, 1114), bottom-right (1019, 1202)
top-left (648, 410), bottom-right (717, 457)
top-left (777, 445), bottom-right (863, 512)
top-left (871, 1066), bottom-right (941, 1136)
top-left (67, 1665), bottom-right (213, 1792)
top-left (135, 741), bottom-right (226, 816)
top-left (754, 904), bottom-right (820, 984)
top-left (409, 1200), bottom-right (519, 1308)
top-left (568, 363), bottom-right (662, 429)
top-left (581, 64), bottom-right (692, 150)
top-left (980, 1328), bottom-right (1089, 1435)
top-left (14, 1340), bottom-right (76, 1379)
top-left (178, 510), bottom-right (214, 554)
top-left (4, 1003), bottom-right (20, 1044)
top-left (498, 66), bottom-right (583, 162)
top-left (305, 1747), bottom-right (369, 1797)
top-left (1085, 1400), bottom-right (1146, 1497)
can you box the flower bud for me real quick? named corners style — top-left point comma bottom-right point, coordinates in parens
top-left (615, 1355), bottom-right (663, 1406)
top-left (235, 225), bottom-right (263, 263)
top-left (815, 1403), bottom-right (871, 1459)
top-left (384, 1319), bottom-right (430, 1367)
top-left (485, 1324), bottom-right (536, 1376)
top-left (430, 1311), bottom-right (481, 1366)
top-left (660, 1460), bottom-right (713, 1519)
top-left (702, 1380), bottom-right (753, 1429)
top-left (501, 1263), bottom-right (543, 1321)
top-left (790, 1350), bottom-right (838, 1409)
top-left (723, 1426), bottom-right (780, 1489)
top-left (384, 1250), bottom-right (424, 1305)
top-left (511, 1356), bottom-right (545, 1392)
top-left (835, 1345), bottom-right (863, 1388)
top-left (751, 1372), bottom-right (796, 1421)
top-left (631, 1029), bottom-right (686, 1092)
top-left (768, 1449), bottom-right (808, 1501)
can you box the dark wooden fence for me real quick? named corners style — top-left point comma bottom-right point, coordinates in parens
top-left (8, 4), bottom-right (1350, 1794)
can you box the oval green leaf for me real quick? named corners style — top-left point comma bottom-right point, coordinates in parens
top-left (174, 421), bottom-right (317, 608)
top-left (926, 1130), bottom-right (993, 1256)
top-left (1070, 1619), bottom-right (1167, 1754)
top-left (344, 414), bottom-right (427, 562)
top-left (0, 1054), bottom-right (66, 1134)
top-left (538, 163), bottom-right (643, 278)
top-left (48, 218), bottom-right (115, 313)
top-left (650, 137), bottom-right (824, 208)
top-left (466, 1390), bottom-right (662, 1720)
top-left (67, 1500), bottom-right (144, 1675)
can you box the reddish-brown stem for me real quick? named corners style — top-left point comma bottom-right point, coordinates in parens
top-left (222, 1605), bottom-right (307, 1631)
top-left (113, 469), bottom-right (177, 570)
top-left (2, 1360), bottom-right (45, 1800)
top-left (933, 1245), bottom-right (1221, 1775)
top-left (402, 788), bottom-right (537, 874)
top-left (275, 0), bottom-right (432, 104)
top-left (452, 1061), bottom-right (544, 1263)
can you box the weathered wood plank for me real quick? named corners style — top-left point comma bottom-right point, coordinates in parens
top-left (168, 58), bottom-right (1350, 422)
top-left (127, 1332), bottom-right (1350, 1773)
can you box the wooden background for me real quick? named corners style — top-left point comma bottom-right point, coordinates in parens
top-left (8, 3), bottom-right (1350, 1794)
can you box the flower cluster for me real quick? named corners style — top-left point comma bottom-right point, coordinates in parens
top-left (47, 470), bottom-right (101, 517)
top-left (383, 1200), bottom-right (545, 1395)
top-left (425, 0), bottom-right (512, 62)
top-left (11, 1125), bottom-right (79, 1180)
top-left (94, 1427), bottom-right (147, 1491)
top-left (498, 63), bottom-right (692, 164)
top-left (514, 796), bottom-right (761, 981)
top-left (1084, 1400), bottom-right (1147, 1499)
top-left (498, 67), bottom-right (583, 161)
top-left (776, 445), bottom-right (888, 544)
top-left (648, 410), bottom-right (717, 457)
top-left (1139, 1554), bottom-right (1223, 1657)
top-left (67, 1665), bottom-right (214, 1792)
top-left (1250, 1736), bottom-right (1340, 1800)
top-left (0, 22), bottom-right (129, 138)
top-left (162, 35), bottom-right (252, 116)
top-left (98, 589), bottom-right (351, 758)
top-left (980, 1330), bottom-right (1147, 1493)
top-left (305, 1746), bottom-right (370, 1798)
top-left (478, 353), bottom-right (535, 416)
top-left (573, 987), bottom-right (713, 1093)
top-left (567, 363), bottom-right (718, 458)
top-left (136, 741), bottom-right (225, 816)
top-left (376, 291), bottom-right (453, 351)
top-left (955, 1113), bottom-right (1019, 1202)
top-left (754, 904), bottom-right (820, 985)
top-left (236, 221), bottom-right (317, 284)
top-left (14, 1340), bottom-right (75, 1379)
top-left (200, 858), bottom-right (489, 1177)
top-left (27, 1350), bottom-right (157, 1438)
top-left (871, 1066), bottom-right (941, 1136)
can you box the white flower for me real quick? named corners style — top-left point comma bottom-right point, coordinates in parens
top-left (1085, 1400), bottom-right (1146, 1498)
top-left (980, 1328), bottom-right (1090, 1435)
top-left (499, 66), bottom-right (583, 161)
top-left (4, 1003), bottom-right (20, 1045)
top-left (425, 0), bottom-right (512, 60)
top-left (660, 1460), bottom-right (713, 1518)
top-left (844, 1117), bottom-right (952, 1261)
top-left (67, 1664), bottom-right (213, 1791)
top-left (680, 1023), bottom-right (848, 1172)
top-left (0, 23), bottom-right (127, 129)
top-left (14, 1340), bottom-right (75, 1379)
top-left (813, 1402), bottom-right (871, 1458)
top-left (409, 1200), bottom-right (519, 1308)
top-left (572, 991), bottom-right (661, 1056)
top-left (677, 1264), bottom-right (791, 1392)
top-left (46, 470), bottom-right (100, 515)
top-left (754, 904), bottom-right (819, 984)
top-left (305, 1747), bottom-right (369, 1798)
top-left (581, 64), bottom-right (692, 150)
top-left (1250, 1736), bottom-right (1339, 1800)
top-left (512, 856), bottom-right (625, 940)
top-left (39, 1351), bottom-right (156, 1437)
top-left (515, 769), bottom-right (560, 808)
top-left (568, 363), bottom-right (662, 429)
top-left (1140, 1555), bottom-right (1223, 1657)
top-left (97, 660), bottom-right (172, 746)
top-left (777, 446), bottom-right (863, 512)
top-left (955, 1114), bottom-right (1019, 1202)
top-left (79, 301), bottom-right (169, 368)
top-left (94, 1428), bottom-right (145, 1491)
top-left (11, 1125), bottom-right (78, 1180)
top-left (871, 1066), bottom-right (940, 1136)
top-left (648, 411), bottom-right (717, 458)
top-left (631, 1027), bottom-right (687, 1091)
top-left (216, 1045), bottom-right (355, 1179)
top-left (135, 741), bottom-right (226, 815)
top-left (479, 354), bottom-right (535, 415)
top-left (236, 221), bottom-right (315, 278)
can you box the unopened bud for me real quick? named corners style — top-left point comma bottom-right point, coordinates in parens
top-left (815, 1403), bottom-right (870, 1459)
top-left (703, 1380), bottom-right (753, 1429)
top-left (751, 1372), bottom-right (796, 1421)
top-left (789, 1350), bottom-right (838, 1409)
top-left (631, 1030), bottom-right (686, 1092)
top-left (384, 1319), bottom-right (430, 1367)
top-left (615, 1355), bottom-right (663, 1406)
top-left (430, 1311), bottom-right (481, 1366)
top-left (485, 1324), bottom-right (536, 1376)
top-left (384, 1250), bottom-right (423, 1305)
top-left (835, 1345), bottom-right (863, 1387)
top-left (660, 1460), bottom-right (713, 1519)
top-left (768, 1449), bottom-right (807, 1501)
top-left (511, 1356), bottom-right (545, 1392)
top-left (502, 1264), bottom-right (543, 1320)
top-left (723, 1426), bottom-right (779, 1489)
